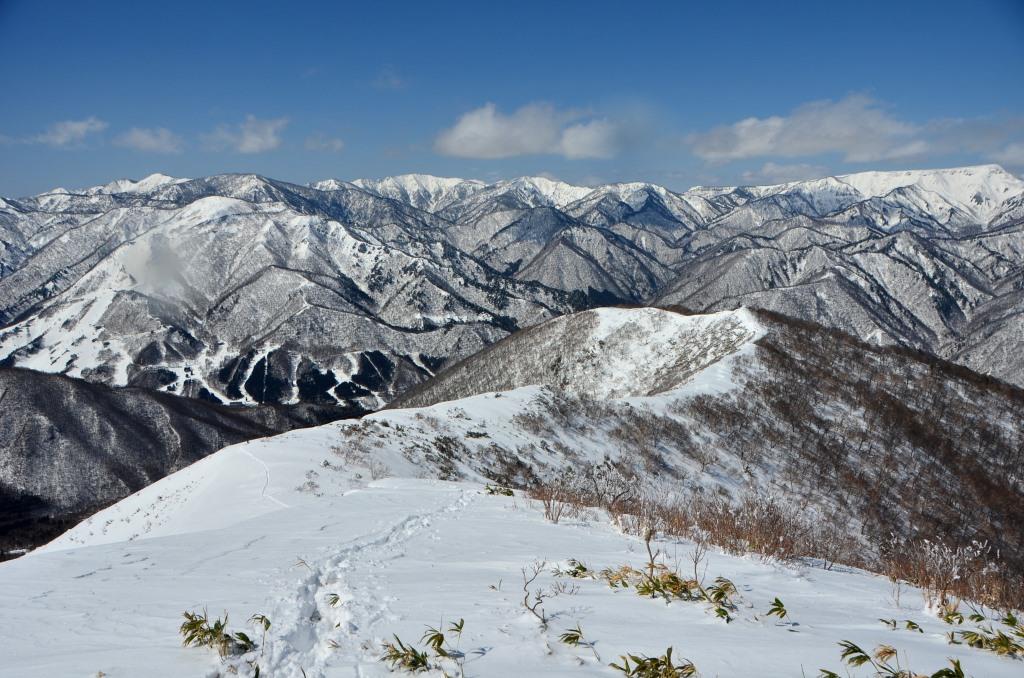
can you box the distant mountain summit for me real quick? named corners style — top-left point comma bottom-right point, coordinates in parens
top-left (85, 172), bottom-right (189, 196)
top-left (1, 164), bottom-right (1023, 409)
top-left (347, 174), bottom-right (485, 212)
top-left (835, 164), bottom-right (1023, 220)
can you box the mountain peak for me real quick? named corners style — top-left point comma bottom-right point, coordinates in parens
top-left (86, 173), bottom-right (187, 195)
top-left (348, 173), bottom-right (486, 211)
top-left (308, 178), bottom-right (355, 191)
top-left (492, 176), bottom-right (594, 207)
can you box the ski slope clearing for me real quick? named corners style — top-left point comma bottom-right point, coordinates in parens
top-left (2, 457), bottom-right (1016, 677)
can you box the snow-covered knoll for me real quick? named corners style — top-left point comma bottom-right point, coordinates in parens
top-left (3, 306), bottom-right (1021, 676)
top-left (395, 307), bottom-right (762, 406)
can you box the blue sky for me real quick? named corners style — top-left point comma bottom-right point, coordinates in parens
top-left (1, 0), bottom-right (1023, 196)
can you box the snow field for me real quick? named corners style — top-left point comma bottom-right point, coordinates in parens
top-left (3, 470), bottom-right (1020, 676)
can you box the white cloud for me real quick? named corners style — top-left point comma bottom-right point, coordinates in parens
top-left (34, 117), bottom-right (108, 147)
top-left (559, 119), bottom-right (622, 159)
top-left (114, 127), bottom-right (183, 153)
top-left (435, 103), bottom-right (629, 159)
top-left (304, 134), bottom-right (345, 152)
top-left (924, 116), bottom-right (1024, 156)
top-left (741, 162), bottom-right (829, 185)
top-left (204, 115), bottom-right (288, 153)
top-left (991, 142), bottom-right (1024, 166)
top-left (690, 95), bottom-right (924, 163)
top-left (436, 103), bottom-right (559, 158)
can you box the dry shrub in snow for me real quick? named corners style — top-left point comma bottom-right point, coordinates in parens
top-left (528, 468), bottom-right (587, 524)
top-left (882, 537), bottom-right (1024, 612)
top-left (609, 489), bottom-right (863, 570)
top-left (528, 461), bottom-right (638, 525)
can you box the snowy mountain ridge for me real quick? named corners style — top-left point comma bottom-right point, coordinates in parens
top-left (347, 174), bottom-right (486, 212)
top-left (52, 164), bottom-right (1024, 225)
top-left (328, 163), bottom-right (1024, 220)
top-left (835, 164), bottom-right (1023, 219)
top-left (86, 172), bottom-right (189, 196)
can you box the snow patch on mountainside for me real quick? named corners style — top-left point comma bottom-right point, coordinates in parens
top-left (0, 285), bottom-right (132, 383)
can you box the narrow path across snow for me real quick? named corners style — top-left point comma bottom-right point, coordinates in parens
top-left (261, 485), bottom-right (476, 675)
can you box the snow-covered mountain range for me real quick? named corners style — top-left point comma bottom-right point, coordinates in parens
top-left (4, 306), bottom-right (1020, 676)
top-left (1, 164), bottom-right (1023, 411)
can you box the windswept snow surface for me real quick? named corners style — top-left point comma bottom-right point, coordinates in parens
top-left (2, 307), bottom-right (1019, 676)
top-left (585, 307), bottom-right (763, 398)
top-left (4, 434), bottom-right (1017, 677)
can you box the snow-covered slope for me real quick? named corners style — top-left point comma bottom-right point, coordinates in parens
top-left (395, 307), bottom-right (761, 405)
top-left (836, 164), bottom-right (1024, 221)
top-left (4, 306), bottom-right (1021, 677)
top-left (5, 478), bottom-right (1013, 677)
top-left (0, 366), bottom-right (344, 556)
